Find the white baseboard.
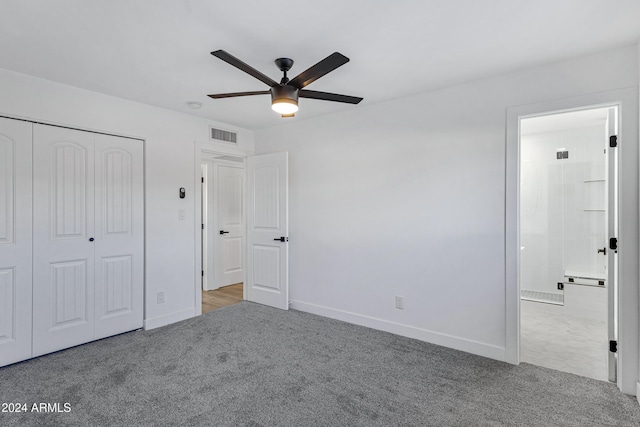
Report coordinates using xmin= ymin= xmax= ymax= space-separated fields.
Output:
xmin=636 ymin=382 xmax=640 ymax=404
xmin=144 ymin=307 xmax=195 ymax=330
xmin=290 ymin=300 xmax=505 ymax=361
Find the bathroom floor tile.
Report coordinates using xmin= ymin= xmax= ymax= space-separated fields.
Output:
xmin=521 ymin=299 xmax=608 ymax=381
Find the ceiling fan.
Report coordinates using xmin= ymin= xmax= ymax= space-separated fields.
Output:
xmin=207 ymin=50 xmax=363 ymax=117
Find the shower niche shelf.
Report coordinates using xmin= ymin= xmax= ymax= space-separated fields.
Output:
xmin=583 ymin=179 xmax=605 ymax=211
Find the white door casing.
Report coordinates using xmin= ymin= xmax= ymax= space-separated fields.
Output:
xmin=246 ymin=152 xmax=289 ymax=310
xmin=214 ymin=161 xmax=244 ymax=288
xmin=0 ymin=118 xmax=33 ymax=366
xmin=32 ymin=124 xmax=143 ymax=357
xmin=201 ymin=160 xmax=215 ymax=291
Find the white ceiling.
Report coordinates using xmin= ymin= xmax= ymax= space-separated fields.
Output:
xmin=1 ymin=0 xmax=639 ymax=130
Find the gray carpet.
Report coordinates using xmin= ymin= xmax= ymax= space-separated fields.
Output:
xmin=1 ymin=302 xmax=639 ymax=426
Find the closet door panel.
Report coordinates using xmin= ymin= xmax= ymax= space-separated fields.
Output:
xmin=94 ymin=134 xmax=143 ymax=339
xmin=0 ymin=118 xmax=32 ymax=367
xmin=33 ymin=125 xmax=95 ymax=357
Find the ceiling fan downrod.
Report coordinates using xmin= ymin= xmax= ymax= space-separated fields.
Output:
xmin=275 ymin=57 xmax=294 ymax=85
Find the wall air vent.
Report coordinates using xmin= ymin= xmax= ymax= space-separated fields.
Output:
xmin=210 ymin=126 xmax=237 ymax=143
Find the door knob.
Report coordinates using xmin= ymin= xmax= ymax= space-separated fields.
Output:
xmin=219 ymin=230 xmax=229 ymax=235
xmin=597 ymin=247 xmax=606 ymax=255
xmin=89 ymin=237 xmax=95 ymax=242
xmin=273 ymin=237 xmax=288 ymax=242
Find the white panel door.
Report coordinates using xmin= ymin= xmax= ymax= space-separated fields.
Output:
xmin=33 ymin=125 xmax=95 ymax=356
xmin=0 ymin=118 xmax=32 ymax=366
xmin=215 ymin=161 xmax=244 ymax=288
xmin=93 ymin=134 xmax=143 ymax=339
xmin=247 ymin=152 xmax=288 ymax=310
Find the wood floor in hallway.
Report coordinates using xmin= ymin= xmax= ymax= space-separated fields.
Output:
xmin=202 ymin=283 xmax=243 ymax=314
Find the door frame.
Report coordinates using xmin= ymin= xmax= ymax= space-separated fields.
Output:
xmin=505 ymin=87 xmax=639 ymax=395
xmin=194 ymin=142 xmax=249 ymax=315
xmin=201 ymin=159 xmax=212 ymax=291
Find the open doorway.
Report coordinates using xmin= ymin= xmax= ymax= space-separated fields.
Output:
xmin=506 ymin=87 xmax=638 ymax=395
xmin=194 ymin=148 xmax=291 ymax=316
xmin=518 ymin=106 xmax=617 ymax=381
xmin=201 ymin=154 xmax=245 ymax=314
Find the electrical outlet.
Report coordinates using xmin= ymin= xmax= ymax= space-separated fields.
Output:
xmin=157 ymin=292 xmax=165 ymax=304
xmin=395 ymin=296 xmax=404 ymax=310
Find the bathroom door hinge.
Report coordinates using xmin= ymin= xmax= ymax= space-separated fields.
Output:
xmin=609 ymin=135 xmax=618 ymax=148
xmin=201 ymin=224 xmax=205 ymax=230
xmin=609 ymin=237 xmax=618 ymax=251
xmin=201 ymin=177 xmax=204 ymax=183
xmin=201 ymin=270 xmax=204 ymax=277
xmin=609 ymin=340 xmax=618 ymax=353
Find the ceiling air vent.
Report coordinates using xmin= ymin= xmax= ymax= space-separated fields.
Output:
xmin=210 ymin=126 xmax=237 ymax=143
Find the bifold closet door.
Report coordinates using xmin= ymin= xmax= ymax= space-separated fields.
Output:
xmin=93 ymin=133 xmax=143 ymax=340
xmin=0 ymin=118 xmax=33 ymax=366
xmin=32 ymin=125 xmax=143 ymax=357
xmin=33 ymin=125 xmax=96 ymax=356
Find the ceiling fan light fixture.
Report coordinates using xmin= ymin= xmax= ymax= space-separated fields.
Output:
xmin=272 ymin=99 xmax=298 ymax=115
xmin=271 ymin=85 xmax=299 ymax=115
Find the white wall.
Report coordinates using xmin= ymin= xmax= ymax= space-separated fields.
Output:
xmin=254 ymin=45 xmax=638 ymax=361
xmin=0 ymin=68 xmax=254 ymax=329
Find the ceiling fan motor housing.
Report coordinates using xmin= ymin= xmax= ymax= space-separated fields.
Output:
xmin=271 ymin=85 xmax=299 ymax=106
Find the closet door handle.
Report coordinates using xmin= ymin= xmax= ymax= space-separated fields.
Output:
xmin=597 ymin=247 xmax=606 ymax=255
xmin=219 ymin=230 xmax=229 ymax=235
xmin=89 ymin=237 xmax=95 ymax=242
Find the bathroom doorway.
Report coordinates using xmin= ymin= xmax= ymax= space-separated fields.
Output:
xmin=519 ymin=106 xmax=618 ymax=382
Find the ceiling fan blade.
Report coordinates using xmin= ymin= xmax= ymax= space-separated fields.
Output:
xmin=211 ymin=50 xmax=279 ymax=87
xmin=288 ymin=52 xmax=350 ymax=89
xmin=299 ymin=89 xmax=363 ymax=104
xmin=207 ymin=90 xmax=270 ymax=99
